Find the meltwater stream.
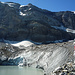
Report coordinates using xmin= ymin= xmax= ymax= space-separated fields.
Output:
xmin=0 ymin=66 xmax=43 ymax=75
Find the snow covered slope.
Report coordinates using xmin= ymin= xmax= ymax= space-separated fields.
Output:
xmin=12 ymin=40 xmax=33 ymax=47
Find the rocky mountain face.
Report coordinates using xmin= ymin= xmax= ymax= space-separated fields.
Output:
xmin=0 ymin=2 xmax=75 ymax=43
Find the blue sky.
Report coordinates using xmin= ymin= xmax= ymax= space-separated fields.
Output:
xmin=0 ymin=0 xmax=75 ymax=12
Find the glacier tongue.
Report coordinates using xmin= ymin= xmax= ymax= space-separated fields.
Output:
xmin=8 ymin=41 xmax=73 ymax=75
xmin=0 ymin=39 xmax=74 ymax=75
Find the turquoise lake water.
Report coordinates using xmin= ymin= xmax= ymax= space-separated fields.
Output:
xmin=0 ymin=66 xmax=43 ymax=75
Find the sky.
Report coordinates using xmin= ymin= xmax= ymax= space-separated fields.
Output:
xmin=0 ymin=0 xmax=75 ymax=12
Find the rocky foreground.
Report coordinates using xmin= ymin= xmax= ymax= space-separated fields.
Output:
xmin=0 ymin=40 xmax=75 ymax=75
xmin=52 ymin=62 xmax=75 ymax=75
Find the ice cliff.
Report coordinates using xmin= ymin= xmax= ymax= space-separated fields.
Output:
xmin=0 ymin=40 xmax=74 ymax=75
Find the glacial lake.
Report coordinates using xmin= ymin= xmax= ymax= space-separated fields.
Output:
xmin=0 ymin=66 xmax=43 ymax=75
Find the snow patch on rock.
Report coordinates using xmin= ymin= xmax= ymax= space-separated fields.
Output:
xmin=72 ymin=11 xmax=75 ymax=14
xmin=5 ymin=3 xmax=15 ymax=7
xmin=51 ymin=25 xmax=75 ymax=34
xmin=4 ymin=40 xmax=33 ymax=48
xmin=20 ymin=5 xmax=29 ymax=8
xmin=12 ymin=40 xmax=33 ymax=47
xmin=19 ymin=11 xmax=26 ymax=16
xmin=29 ymin=8 xmax=31 ymax=10
xmin=66 ymin=28 xmax=75 ymax=33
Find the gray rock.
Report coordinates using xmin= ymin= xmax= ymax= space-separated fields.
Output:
xmin=0 ymin=2 xmax=75 ymax=42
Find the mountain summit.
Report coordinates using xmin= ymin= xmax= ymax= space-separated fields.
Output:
xmin=0 ymin=2 xmax=75 ymax=43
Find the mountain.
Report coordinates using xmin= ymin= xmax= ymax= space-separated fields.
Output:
xmin=0 ymin=2 xmax=75 ymax=75
xmin=0 ymin=2 xmax=75 ymax=43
